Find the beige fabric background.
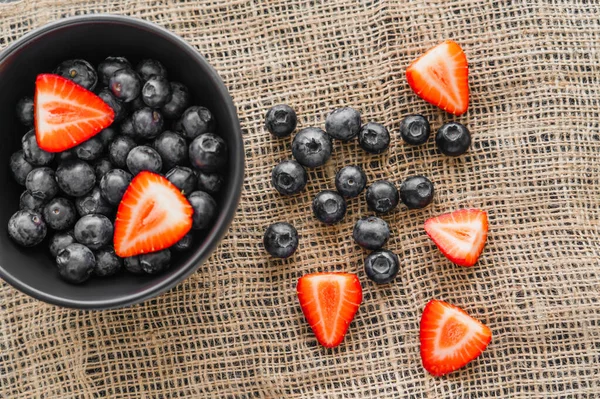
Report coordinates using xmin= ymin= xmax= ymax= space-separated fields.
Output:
xmin=2 ymin=0 xmax=600 ymax=397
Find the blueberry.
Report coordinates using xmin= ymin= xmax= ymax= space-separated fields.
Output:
xmin=16 ymin=96 xmax=34 ymax=126
xmin=358 ymin=122 xmax=390 ymax=154
xmin=139 ymin=249 xmax=171 ymax=274
xmin=75 ymin=186 xmax=113 ymax=217
xmin=97 ymin=88 xmax=127 ymax=123
xmin=172 ymin=233 xmax=193 ymax=252
xmin=153 ymin=131 xmax=187 ymax=168
xmin=271 ymin=160 xmax=307 ymax=195
xmin=98 ymin=127 xmax=117 ymax=146
xmin=49 ymin=230 xmax=76 ymax=258
xmin=119 ymin=117 xmax=136 ymax=138
xmin=126 ymin=145 xmax=163 ymax=175
xmin=161 ymin=82 xmax=191 ymax=119
xmin=99 ymin=169 xmax=132 ymax=205
xmin=365 ymin=180 xmax=399 ymax=214
xmin=26 ymin=167 xmax=59 ymax=201
xmin=325 ymin=107 xmax=361 ymax=141
xmin=22 ymin=130 xmax=54 ymax=166
xmin=188 ymin=191 xmax=217 ymax=230
xmin=188 ymin=133 xmax=227 ymax=172
xmin=54 ymin=59 xmax=97 ymax=90
xmin=335 ymin=165 xmax=367 ymax=198
xmin=436 ymin=122 xmax=471 ymax=156
xmin=196 ymin=171 xmax=224 ymax=195
xmin=93 ymin=158 xmax=113 ymax=181
xmin=129 ymin=95 xmax=146 ymax=112
xmin=43 ymin=197 xmax=77 ymax=230
xmin=123 ymin=256 xmax=143 ymax=274
xmin=265 ymin=104 xmax=297 ymax=138
xmin=364 ymin=249 xmax=399 ymax=284
xmin=400 ymin=115 xmax=430 ymax=145
xmin=312 ymin=190 xmax=347 ymax=224
xmin=74 ymin=136 xmax=104 ymax=161
xmin=109 ymin=67 xmax=142 ymax=102
xmin=10 ymin=150 xmax=34 ymax=185
xmin=353 ymin=216 xmax=390 ymax=250
xmin=109 ymin=136 xmax=137 ymax=168
xmin=74 ymin=214 xmax=113 ymax=250
xmin=165 ymin=166 xmax=196 ymax=194
xmin=135 ymin=59 xmax=168 ymax=81
xmin=178 ymin=106 xmax=215 ymax=139
xmin=94 ymin=247 xmax=123 ymax=277
xmin=142 ymin=75 xmax=172 ymax=108
xmin=20 ymin=190 xmax=46 ymax=211
xmin=132 ymin=107 xmax=164 ymax=139
xmin=98 ymin=56 xmax=131 ymax=86
xmin=7 ymin=209 xmax=47 ymax=247
xmin=56 ymin=243 xmax=95 ymax=284
xmin=263 ymin=222 xmax=299 ymax=258
xmin=57 ymin=149 xmax=76 ymax=163
xmin=56 ymin=160 xmax=96 ymax=197
xmin=399 ymin=175 xmax=434 ymax=209
xmin=291 ymin=127 xmax=332 ymax=168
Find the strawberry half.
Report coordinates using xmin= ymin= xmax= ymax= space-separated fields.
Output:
xmin=424 ymin=209 xmax=488 ymax=267
xmin=114 ymin=171 xmax=193 ymax=257
xmin=297 ymin=272 xmax=362 ymax=348
xmin=420 ymin=300 xmax=492 ymax=376
xmin=35 ymin=74 xmax=114 ymax=152
xmin=406 ymin=40 xmax=469 ymax=116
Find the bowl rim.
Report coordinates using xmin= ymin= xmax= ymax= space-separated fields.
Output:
xmin=0 ymin=14 xmax=244 ymax=310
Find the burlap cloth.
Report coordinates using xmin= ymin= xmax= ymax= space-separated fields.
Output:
xmin=2 ymin=0 xmax=600 ymax=397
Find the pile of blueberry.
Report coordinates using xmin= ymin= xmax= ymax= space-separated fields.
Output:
xmin=8 ymin=57 xmax=225 ymax=284
xmin=262 ymin=105 xmax=471 ymax=284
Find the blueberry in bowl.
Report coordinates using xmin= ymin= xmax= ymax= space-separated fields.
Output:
xmin=0 ymin=16 xmax=243 ymax=309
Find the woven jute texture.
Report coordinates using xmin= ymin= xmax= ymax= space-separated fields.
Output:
xmin=2 ymin=0 xmax=600 ymax=397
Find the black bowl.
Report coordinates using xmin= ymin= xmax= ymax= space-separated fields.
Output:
xmin=0 ymin=15 xmax=244 ymax=309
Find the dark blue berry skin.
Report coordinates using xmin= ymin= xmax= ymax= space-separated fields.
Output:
xmin=126 ymin=145 xmax=163 ymax=175
xmin=399 ymin=176 xmax=434 ymax=209
xmin=172 ymin=233 xmax=193 ymax=252
xmin=26 ymin=167 xmax=59 ymax=201
xmin=153 ymin=131 xmax=187 ymax=168
xmin=22 ymin=130 xmax=54 ymax=166
xmin=56 ymin=160 xmax=96 ymax=197
xmin=123 ymin=256 xmax=143 ymax=274
xmin=132 ymin=107 xmax=164 ymax=139
xmin=364 ymin=249 xmax=399 ymax=284
xmin=49 ymin=230 xmax=76 ymax=258
xmin=20 ymin=190 xmax=46 ymax=211
xmin=16 ymin=96 xmax=34 ymax=126
xmin=75 ymin=186 xmax=113 ymax=217
xmin=188 ymin=133 xmax=227 ymax=172
xmin=56 ymin=243 xmax=95 ymax=284
xmin=263 ymin=222 xmax=298 ymax=258
xmin=119 ymin=117 xmax=136 ymax=138
xmin=99 ymin=169 xmax=132 ymax=205
xmin=436 ymin=122 xmax=471 ymax=156
xmin=54 ymin=59 xmax=98 ymax=90
xmin=161 ymin=82 xmax=191 ymax=119
xmin=142 ymin=75 xmax=172 ymax=108
xmin=98 ymin=127 xmax=117 ymax=146
xmin=136 ymin=59 xmax=167 ymax=81
xmin=58 ymin=149 xmax=76 ymax=163
xmin=325 ymin=107 xmax=362 ymax=141
xmin=353 ymin=216 xmax=390 ymax=250
xmin=109 ymin=67 xmax=142 ymax=102
xmin=265 ymin=104 xmax=297 ymax=138
xmin=74 ymin=136 xmax=104 ymax=161
xmin=312 ymin=190 xmax=347 ymax=224
xmin=400 ymin=115 xmax=430 ymax=146
xmin=129 ymin=95 xmax=146 ymax=112
xmin=94 ymin=247 xmax=123 ymax=277
xmin=178 ymin=106 xmax=215 ymax=139
xmin=358 ymin=122 xmax=390 ymax=154
xmin=93 ymin=158 xmax=113 ymax=181
xmin=188 ymin=191 xmax=217 ymax=230
xmin=196 ymin=171 xmax=224 ymax=195
xmin=291 ymin=127 xmax=332 ymax=168
xmin=335 ymin=165 xmax=367 ymax=198
xmin=8 ymin=209 xmax=47 ymax=247
xmin=43 ymin=197 xmax=77 ymax=231
xmin=140 ymin=249 xmax=171 ymax=274
xmin=97 ymin=89 xmax=127 ymax=123
xmin=74 ymin=214 xmax=113 ymax=250
xmin=165 ymin=166 xmax=196 ymax=194
xmin=109 ymin=136 xmax=137 ymax=168
xmin=98 ymin=56 xmax=131 ymax=86
xmin=271 ymin=160 xmax=307 ymax=195
xmin=10 ymin=150 xmax=34 ymax=186
xmin=365 ymin=180 xmax=399 ymax=214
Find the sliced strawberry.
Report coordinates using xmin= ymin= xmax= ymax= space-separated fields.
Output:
xmin=420 ymin=300 xmax=492 ymax=376
xmin=406 ymin=40 xmax=469 ymax=116
xmin=35 ymin=74 xmax=114 ymax=152
xmin=114 ymin=171 xmax=193 ymax=257
xmin=424 ymin=209 xmax=488 ymax=267
xmin=297 ymin=272 xmax=362 ymax=348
